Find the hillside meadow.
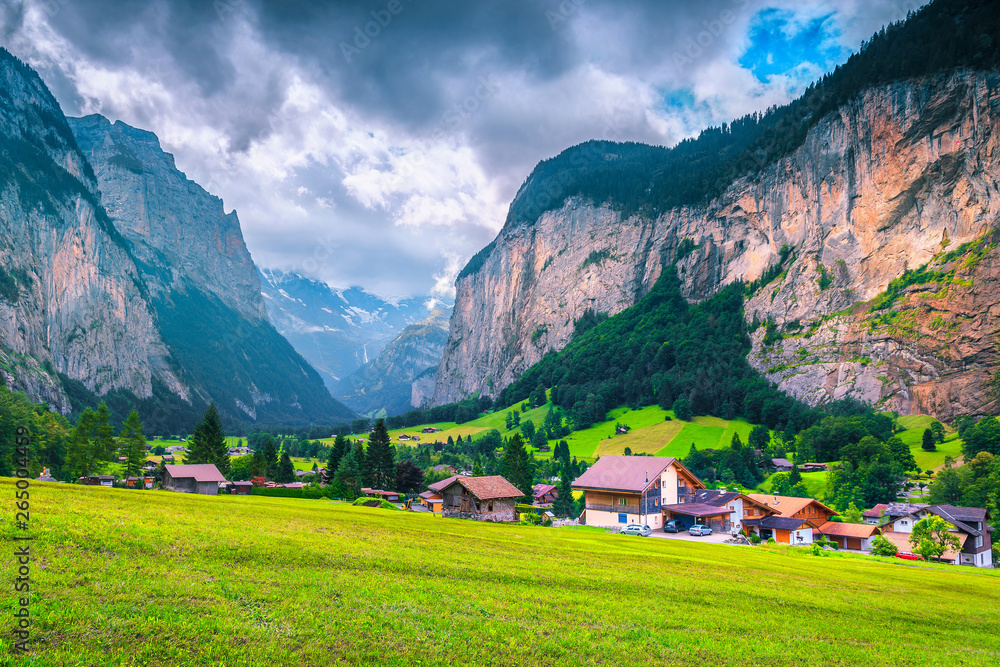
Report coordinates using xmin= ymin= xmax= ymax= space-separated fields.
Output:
xmin=2 ymin=481 xmax=998 ymax=666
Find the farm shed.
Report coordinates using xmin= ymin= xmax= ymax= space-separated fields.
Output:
xmin=440 ymin=476 xmax=523 ymax=522
xmin=163 ymin=464 xmax=226 ymax=495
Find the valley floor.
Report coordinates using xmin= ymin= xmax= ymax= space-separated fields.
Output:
xmin=3 ymin=481 xmax=998 ymax=666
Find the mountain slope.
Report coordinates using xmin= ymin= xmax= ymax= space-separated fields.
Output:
xmin=259 ymin=268 xmax=444 ymax=390
xmin=67 ymin=115 xmax=354 ymax=426
xmin=434 ymin=0 xmax=1000 ymax=420
xmin=0 ymin=48 xmax=184 ymax=415
xmin=334 ymin=307 xmax=450 ymax=416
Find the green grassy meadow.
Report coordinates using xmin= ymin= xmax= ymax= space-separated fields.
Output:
xmin=895 ymin=415 xmax=964 ymax=470
xmin=758 ymin=471 xmax=830 ymax=498
xmin=3 ymin=481 xmax=998 ymax=666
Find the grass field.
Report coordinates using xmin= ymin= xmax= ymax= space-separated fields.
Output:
xmin=4 ymin=481 xmax=998 ymax=666
xmin=759 ymin=471 xmax=830 ymax=498
xmin=895 ymin=415 xmax=965 ymax=470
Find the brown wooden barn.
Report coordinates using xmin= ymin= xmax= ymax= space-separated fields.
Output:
xmin=439 ymin=476 xmax=523 ymax=522
xmin=163 ymin=464 xmax=226 ymax=495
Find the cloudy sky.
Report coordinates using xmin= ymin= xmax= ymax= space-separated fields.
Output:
xmin=0 ymin=0 xmax=925 ymax=299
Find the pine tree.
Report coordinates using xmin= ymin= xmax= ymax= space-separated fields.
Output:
xmin=326 ymin=435 xmax=349 ymax=483
xmin=501 ymin=433 xmax=533 ymax=502
xmin=184 ymin=403 xmax=230 ymax=477
xmin=552 ymin=459 xmax=576 ymax=517
xmin=789 ymin=465 xmax=802 ymax=486
xmin=66 ymin=405 xmax=115 ymax=479
xmin=262 ymin=437 xmax=279 ymax=479
xmin=922 ymin=428 xmax=936 ymax=451
xmin=276 ymin=452 xmax=295 ymax=483
xmin=472 ymin=455 xmax=484 ymax=476
xmin=366 ymin=419 xmax=396 ymax=489
xmin=335 ymin=449 xmax=362 ymax=498
xmin=731 ymin=433 xmax=744 ymax=450
xmin=119 ymin=408 xmax=148 ymax=479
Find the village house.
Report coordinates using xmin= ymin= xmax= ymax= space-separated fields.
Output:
xmin=661 ymin=489 xmax=776 ymax=534
xmin=817 ymin=522 xmax=881 ymax=551
xmin=770 ymin=458 xmax=794 ymax=472
xmin=79 ymin=475 xmax=115 ymax=487
xmin=746 ymin=494 xmax=839 ymax=545
xmin=862 ymin=503 xmax=890 ymax=525
xmin=532 ymin=483 xmax=558 ymax=506
xmin=883 ymin=504 xmax=994 ymax=568
xmin=419 ymin=474 xmax=464 ymax=512
xmin=572 ymin=455 xmax=704 ymax=530
xmin=363 ymin=488 xmax=401 ymax=502
xmin=162 ymin=464 xmax=226 ymax=495
xmin=439 ymin=475 xmax=523 ymax=522
xmin=223 ymin=481 xmax=254 ymax=495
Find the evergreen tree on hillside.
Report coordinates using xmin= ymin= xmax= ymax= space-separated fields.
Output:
xmin=66 ymin=404 xmax=116 ymax=479
xmin=118 ymin=408 xmax=148 ymax=479
xmin=366 ymin=419 xmax=396 ymax=489
xmin=262 ymin=437 xmax=279 ymax=479
xmin=326 ymin=435 xmax=349 ymax=483
xmin=276 ymin=452 xmax=295 ymax=483
xmin=184 ymin=403 xmax=230 ymax=476
xmin=672 ymin=395 xmax=692 ymax=421
xmin=501 ymin=433 xmax=533 ymax=502
xmin=335 ymin=449 xmax=362 ymax=498
xmin=922 ymin=428 xmax=936 ymax=451
xmin=748 ymin=424 xmax=770 ymax=450
xmin=553 ymin=459 xmax=576 ymax=517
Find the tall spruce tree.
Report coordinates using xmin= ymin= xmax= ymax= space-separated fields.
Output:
xmin=261 ymin=437 xmax=279 ymax=479
xmin=66 ymin=404 xmax=115 ymax=479
xmin=276 ymin=451 xmax=296 ymax=483
xmin=185 ymin=403 xmax=230 ymax=476
xmin=366 ymin=419 xmax=396 ymax=489
xmin=336 ymin=448 xmax=362 ymax=498
xmin=119 ymin=409 xmax=148 ymax=479
xmin=553 ymin=459 xmax=576 ymax=517
xmin=501 ymin=433 xmax=533 ymax=502
xmin=326 ymin=435 xmax=349 ymax=483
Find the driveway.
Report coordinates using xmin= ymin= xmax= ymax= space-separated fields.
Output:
xmin=648 ymin=529 xmax=733 ymax=544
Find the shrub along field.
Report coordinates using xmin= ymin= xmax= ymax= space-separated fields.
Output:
xmin=4 ymin=481 xmax=998 ymax=666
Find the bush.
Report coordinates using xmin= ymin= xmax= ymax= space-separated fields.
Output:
xmin=869 ymin=534 xmax=898 ymax=557
xmin=749 ymin=534 xmax=761 ymax=545
xmin=351 ymin=497 xmax=399 ymax=510
xmin=766 ymin=537 xmax=776 ymax=544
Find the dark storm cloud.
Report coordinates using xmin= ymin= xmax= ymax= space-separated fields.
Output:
xmin=2 ymin=0 xmax=928 ymax=297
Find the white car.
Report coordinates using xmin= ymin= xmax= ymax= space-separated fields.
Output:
xmin=620 ymin=524 xmax=652 ymax=537
xmin=688 ymin=524 xmax=713 ymax=536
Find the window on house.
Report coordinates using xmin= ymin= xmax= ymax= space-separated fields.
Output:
xmin=976 ymin=535 xmax=983 ymax=548
xmin=618 ymin=513 xmax=627 ymax=523
xmin=619 ymin=498 xmax=627 ymax=506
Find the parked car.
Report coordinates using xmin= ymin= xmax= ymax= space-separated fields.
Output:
xmin=620 ymin=524 xmax=652 ymax=537
xmin=663 ymin=519 xmax=687 ymax=533
xmin=688 ymin=524 xmax=713 ymax=536
xmin=896 ymin=551 xmax=924 ymax=561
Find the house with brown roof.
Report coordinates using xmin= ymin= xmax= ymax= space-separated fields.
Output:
xmin=661 ymin=489 xmax=776 ymax=534
xmin=816 ymin=521 xmax=881 ymax=551
xmin=746 ymin=494 xmax=839 ymax=545
xmin=162 ymin=464 xmax=226 ymax=495
xmin=862 ymin=503 xmax=889 ymax=525
xmin=419 ymin=474 xmax=464 ymax=512
xmin=883 ymin=504 xmax=994 ymax=568
xmin=571 ymin=455 xmax=704 ymax=530
xmin=439 ymin=475 xmax=523 ymax=522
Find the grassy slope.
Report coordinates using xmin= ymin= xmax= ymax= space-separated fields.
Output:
xmin=895 ymin=415 xmax=964 ymax=470
xmin=758 ymin=471 xmax=830 ymax=498
xmin=4 ymin=481 xmax=998 ymax=666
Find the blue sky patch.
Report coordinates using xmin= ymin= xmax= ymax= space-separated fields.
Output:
xmin=739 ymin=8 xmax=848 ymax=83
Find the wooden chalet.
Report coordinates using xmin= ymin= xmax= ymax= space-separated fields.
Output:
xmin=419 ymin=474 xmax=463 ymax=512
xmin=532 ymin=483 xmax=558 ymax=506
xmin=571 ymin=455 xmax=704 ymax=530
xmin=79 ymin=475 xmax=115 ymax=487
xmin=162 ymin=464 xmax=226 ymax=495
xmin=439 ymin=475 xmax=523 ymax=522
xmin=746 ymin=494 xmax=839 ymax=544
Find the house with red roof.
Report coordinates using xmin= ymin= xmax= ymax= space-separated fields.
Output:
xmin=571 ymin=455 xmax=705 ymax=530
xmin=162 ymin=464 xmax=226 ymax=495
xmin=532 ymin=483 xmax=558 ymax=506
xmin=419 ymin=474 xmax=464 ymax=512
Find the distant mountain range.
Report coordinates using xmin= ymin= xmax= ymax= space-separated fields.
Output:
xmin=0 ymin=47 xmax=353 ymax=431
xmin=258 ymin=269 xmax=451 ymax=416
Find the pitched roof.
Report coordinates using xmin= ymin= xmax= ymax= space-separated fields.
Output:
xmin=661 ymin=502 xmax=733 ymax=517
xmin=760 ymin=516 xmax=807 ymax=531
xmin=446 ymin=475 xmax=523 ymax=500
xmin=164 ymin=464 xmax=226 ymax=483
xmin=693 ymin=489 xmax=774 ymax=514
xmin=572 ymin=455 xmax=700 ymax=493
xmin=918 ymin=505 xmax=986 ymax=537
xmin=533 ymin=483 xmax=556 ymax=496
xmin=747 ymin=494 xmax=837 ymax=519
xmin=428 ymin=474 xmax=464 ymax=493
xmin=885 ymin=502 xmax=927 ymax=517
xmin=862 ymin=503 xmax=889 ymax=518
xmin=817 ymin=521 xmax=880 ymax=538
xmin=771 ymin=458 xmax=793 ymax=467
xmin=418 ymin=491 xmax=440 ymax=500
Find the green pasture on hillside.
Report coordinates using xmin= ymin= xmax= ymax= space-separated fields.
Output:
xmin=759 ymin=471 xmax=830 ymax=499
xmin=2 ymin=481 xmax=997 ymax=666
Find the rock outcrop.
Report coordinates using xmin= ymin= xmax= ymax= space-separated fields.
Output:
xmin=0 ymin=49 xmax=183 ymax=411
xmin=434 ymin=70 xmax=1000 ymax=419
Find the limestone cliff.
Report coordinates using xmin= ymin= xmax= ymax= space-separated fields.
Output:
xmin=0 ymin=49 xmax=184 ymax=412
xmin=434 ymin=70 xmax=1000 ymax=419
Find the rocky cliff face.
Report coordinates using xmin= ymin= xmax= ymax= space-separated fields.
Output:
xmin=0 ymin=49 xmax=184 ymax=412
xmin=435 ymin=70 xmax=1000 ymax=419
xmin=68 ymin=115 xmax=266 ymax=321
xmin=336 ymin=308 xmax=451 ymax=416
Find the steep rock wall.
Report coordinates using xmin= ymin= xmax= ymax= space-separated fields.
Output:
xmin=435 ymin=70 xmax=1000 ymax=418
